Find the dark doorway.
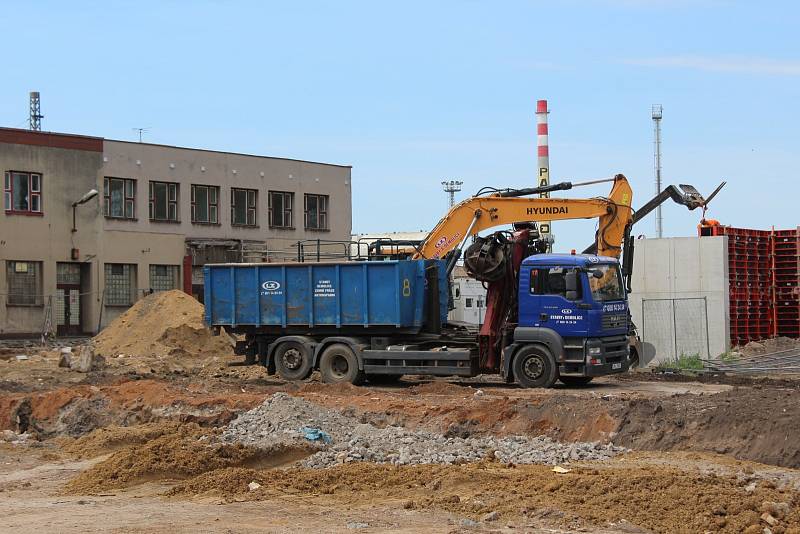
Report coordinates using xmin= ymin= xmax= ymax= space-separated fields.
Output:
xmin=56 ymin=262 xmax=83 ymax=335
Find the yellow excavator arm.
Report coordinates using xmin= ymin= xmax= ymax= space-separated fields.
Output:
xmin=413 ymin=174 xmax=634 ymax=260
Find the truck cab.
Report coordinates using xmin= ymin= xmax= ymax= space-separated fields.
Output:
xmin=504 ymin=254 xmax=630 ymax=387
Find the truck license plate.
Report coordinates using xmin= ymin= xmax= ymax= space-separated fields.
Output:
xmin=612 ymin=362 xmax=622 ymax=370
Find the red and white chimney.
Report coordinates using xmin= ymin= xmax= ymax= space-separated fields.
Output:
xmin=536 ymin=99 xmax=550 ymax=189
xmin=535 ymin=99 xmax=552 ymax=247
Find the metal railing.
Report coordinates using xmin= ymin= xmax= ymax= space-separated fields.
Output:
xmin=293 ymin=238 xmax=424 ymax=263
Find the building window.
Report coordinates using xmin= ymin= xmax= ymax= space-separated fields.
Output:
xmin=104 ymin=177 xmax=135 ymax=219
xmin=268 ymin=191 xmax=293 ymax=228
xmin=231 ymin=188 xmax=257 ymax=226
xmin=104 ymin=263 xmax=137 ymax=306
xmin=465 ymin=297 xmax=473 ymax=308
xmin=4 ymin=171 xmax=42 ymax=214
xmin=304 ymin=194 xmax=329 ymax=230
xmin=149 ymin=265 xmax=179 ymax=292
xmin=149 ymin=181 xmax=179 ymax=221
xmin=6 ymin=261 xmax=42 ymax=306
xmin=191 ymin=185 xmax=219 ymax=224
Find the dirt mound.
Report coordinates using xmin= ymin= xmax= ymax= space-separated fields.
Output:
xmin=613 ymin=386 xmax=800 ymax=468
xmin=165 ymin=466 xmax=263 ymax=497
xmin=1 ymin=379 xmax=264 ymax=437
xmin=93 ymin=290 xmax=233 ymax=362
xmin=63 ymin=423 xmax=303 ymax=494
xmin=58 ymin=421 xmax=187 ymax=458
xmin=739 ymin=336 xmax=800 ymax=357
xmin=168 ymin=462 xmax=800 ymax=533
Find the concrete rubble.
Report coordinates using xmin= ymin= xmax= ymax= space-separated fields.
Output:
xmin=62 ymin=345 xmax=105 ymax=373
xmin=1 ymin=430 xmax=30 ymax=445
xmin=223 ymin=393 xmax=626 ymax=468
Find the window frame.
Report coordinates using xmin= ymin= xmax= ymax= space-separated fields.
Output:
xmin=149 ymin=264 xmax=180 ymax=292
xmin=268 ymin=190 xmax=294 ymax=229
xmin=104 ymin=263 xmax=137 ymax=306
xmin=529 ymin=267 xmax=583 ymax=299
xmin=149 ymin=181 xmax=180 ymax=222
xmin=304 ymin=193 xmax=329 ymax=231
xmin=190 ymin=184 xmax=219 ymax=225
xmin=4 ymin=171 xmax=43 ymax=216
xmin=103 ymin=177 xmax=136 ymax=219
xmin=231 ymin=187 xmax=258 ymax=227
xmin=6 ymin=260 xmax=43 ymax=306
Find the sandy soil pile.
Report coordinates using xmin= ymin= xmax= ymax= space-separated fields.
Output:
xmin=93 ymin=290 xmax=234 ymax=365
xmin=59 ymin=422 xmax=187 ymax=459
xmin=62 ymin=423 xmax=275 ymax=493
xmin=167 ymin=462 xmax=800 ymax=533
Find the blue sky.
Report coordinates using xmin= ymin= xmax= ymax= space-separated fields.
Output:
xmin=2 ymin=1 xmax=798 ymax=248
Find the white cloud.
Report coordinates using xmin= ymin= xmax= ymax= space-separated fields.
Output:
xmin=624 ymin=55 xmax=800 ymax=76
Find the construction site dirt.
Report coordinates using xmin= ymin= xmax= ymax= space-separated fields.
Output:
xmin=1 ymin=294 xmax=799 ymax=532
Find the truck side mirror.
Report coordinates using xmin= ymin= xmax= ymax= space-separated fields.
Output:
xmin=592 ymin=269 xmax=604 ymax=279
xmin=565 ymin=270 xmax=578 ymax=301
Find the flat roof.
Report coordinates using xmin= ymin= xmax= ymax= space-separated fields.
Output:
xmin=106 ymin=138 xmax=352 ymax=169
xmin=0 ymin=127 xmax=103 ymax=152
xmin=0 ymin=126 xmax=351 ymax=168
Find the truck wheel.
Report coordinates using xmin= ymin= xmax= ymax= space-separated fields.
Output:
xmin=274 ymin=341 xmax=313 ymax=381
xmin=559 ymin=376 xmax=593 ymax=386
xmin=513 ymin=346 xmax=558 ymax=388
xmin=319 ymin=344 xmax=364 ymax=385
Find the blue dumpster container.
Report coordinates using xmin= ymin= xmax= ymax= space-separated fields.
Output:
xmin=204 ymin=259 xmax=447 ymax=332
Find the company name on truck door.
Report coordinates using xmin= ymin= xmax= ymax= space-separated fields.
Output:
xmin=550 ymin=308 xmax=584 ymax=325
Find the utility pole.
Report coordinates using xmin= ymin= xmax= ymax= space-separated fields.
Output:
xmin=652 ymin=105 xmax=663 ymax=238
xmin=442 ymin=180 xmax=463 ymax=209
xmin=29 ymin=92 xmax=43 ymax=131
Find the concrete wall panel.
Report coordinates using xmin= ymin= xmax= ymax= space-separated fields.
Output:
xmin=629 ymin=236 xmax=729 ymax=364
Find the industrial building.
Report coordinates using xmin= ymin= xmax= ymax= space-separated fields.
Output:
xmin=0 ymin=127 xmax=352 ymax=336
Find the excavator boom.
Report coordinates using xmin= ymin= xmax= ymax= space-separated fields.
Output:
xmin=414 ymin=174 xmax=634 ymax=261
xmin=583 ymin=181 xmax=726 ymax=255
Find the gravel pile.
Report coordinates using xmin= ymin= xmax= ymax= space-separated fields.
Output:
xmin=223 ymin=393 xmax=626 ymax=468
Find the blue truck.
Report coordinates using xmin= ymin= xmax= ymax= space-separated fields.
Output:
xmin=204 ymin=251 xmax=632 ymax=388
xmin=203 ymin=176 xmax=720 ymax=387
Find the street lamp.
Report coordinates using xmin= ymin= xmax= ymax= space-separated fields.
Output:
xmin=71 ymin=189 xmax=98 ymax=232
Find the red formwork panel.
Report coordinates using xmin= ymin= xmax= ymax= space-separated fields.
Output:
xmin=700 ymin=224 xmax=800 ymax=346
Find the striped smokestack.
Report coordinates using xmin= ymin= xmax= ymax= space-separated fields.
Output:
xmin=535 ymin=99 xmax=552 ymax=247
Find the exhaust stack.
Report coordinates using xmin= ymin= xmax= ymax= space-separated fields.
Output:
xmin=536 ymin=99 xmax=552 ymax=247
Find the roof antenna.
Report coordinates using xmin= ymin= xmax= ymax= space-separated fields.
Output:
xmin=132 ymin=127 xmax=150 ymax=143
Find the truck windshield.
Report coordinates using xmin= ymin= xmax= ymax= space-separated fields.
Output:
xmin=588 ymin=264 xmax=625 ymax=302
